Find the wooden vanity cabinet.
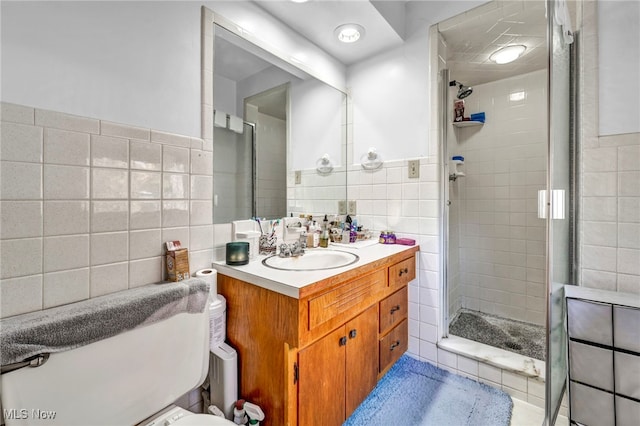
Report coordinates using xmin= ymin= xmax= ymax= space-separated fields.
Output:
xmin=217 ymin=247 xmax=418 ymax=426
xmin=298 ymin=304 xmax=378 ymax=425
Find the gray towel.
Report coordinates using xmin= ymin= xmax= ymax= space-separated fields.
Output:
xmin=0 ymin=278 xmax=209 ymax=366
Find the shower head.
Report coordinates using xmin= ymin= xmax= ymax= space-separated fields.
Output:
xmin=449 ymin=80 xmax=473 ymax=99
xmin=457 ymin=84 xmax=473 ymax=99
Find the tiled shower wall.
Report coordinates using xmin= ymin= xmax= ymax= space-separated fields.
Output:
xmin=254 ymin=113 xmax=287 ymax=220
xmin=451 ymin=70 xmax=548 ymax=326
xmin=0 ymin=102 xmax=214 ymax=318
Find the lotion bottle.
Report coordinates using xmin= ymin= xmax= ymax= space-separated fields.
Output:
xmin=320 ymin=215 xmax=330 ymax=248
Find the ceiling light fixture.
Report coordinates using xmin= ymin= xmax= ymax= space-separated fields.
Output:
xmin=334 ymin=24 xmax=365 ymax=44
xmin=489 ymin=45 xmax=527 ymax=64
xmin=290 ymin=0 xmax=309 ymax=3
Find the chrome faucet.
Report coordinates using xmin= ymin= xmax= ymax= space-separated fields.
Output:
xmin=279 ymin=239 xmax=306 ymax=258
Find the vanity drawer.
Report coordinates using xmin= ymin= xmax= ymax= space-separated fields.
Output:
xmin=379 ymin=319 xmax=408 ymax=374
xmin=379 ymin=287 xmax=407 ymax=335
xmin=388 ymin=256 xmax=415 ymax=289
xmin=308 ymin=269 xmax=386 ymax=330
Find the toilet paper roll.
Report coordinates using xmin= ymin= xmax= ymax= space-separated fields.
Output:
xmin=195 ymin=268 xmax=217 ymax=298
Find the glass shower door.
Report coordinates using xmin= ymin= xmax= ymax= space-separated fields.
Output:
xmin=546 ymin=0 xmax=574 ymax=423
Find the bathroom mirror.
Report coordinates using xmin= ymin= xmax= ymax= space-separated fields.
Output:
xmin=212 ymin=23 xmax=347 ymax=223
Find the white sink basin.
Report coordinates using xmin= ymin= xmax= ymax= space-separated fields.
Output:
xmin=262 ymin=249 xmax=359 ymax=271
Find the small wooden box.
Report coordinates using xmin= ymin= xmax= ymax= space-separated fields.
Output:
xmin=166 ymin=241 xmax=190 ymax=282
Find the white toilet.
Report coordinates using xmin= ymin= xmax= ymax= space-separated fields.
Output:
xmin=1 ymin=296 xmax=236 ymax=425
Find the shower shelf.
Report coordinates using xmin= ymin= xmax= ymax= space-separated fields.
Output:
xmin=453 ymin=121 xmax=484 ymax=127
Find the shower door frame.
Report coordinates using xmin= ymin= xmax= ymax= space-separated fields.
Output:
xmin=439 ymin=68 xmax=451 ymax=340
xmin=545 ymin=0 xmax=579 ymax=423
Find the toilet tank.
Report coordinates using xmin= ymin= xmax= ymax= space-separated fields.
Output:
xmin=1 ymin=310 xmax=209 ymax=425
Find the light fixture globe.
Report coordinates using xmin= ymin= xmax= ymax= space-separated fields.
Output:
xmin=489 ymin=45 xmax=527 ymax=64
xmin=334 ymin=23 xmax=365 ymax=43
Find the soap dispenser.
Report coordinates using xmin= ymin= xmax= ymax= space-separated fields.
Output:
xmin=449 ymin=155 xmax=465 ymax=181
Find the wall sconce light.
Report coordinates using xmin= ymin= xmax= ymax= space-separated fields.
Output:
xmin=361 ymin=147 xmax=383 ymax=170
xmin=316 ymin=154 xmax=334 ymax=174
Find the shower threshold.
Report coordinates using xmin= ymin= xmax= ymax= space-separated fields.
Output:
xmin=438 ymin=334 xmax=545 ymax=380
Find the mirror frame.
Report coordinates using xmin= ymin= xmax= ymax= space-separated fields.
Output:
xmin=201 ymin=6 xmax=349 ymax=221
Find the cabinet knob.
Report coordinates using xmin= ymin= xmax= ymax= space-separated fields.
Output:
xmin=349 ymin=329 xmax=357 ymax=339
xmin=390 ymin=340 xmax=401 ymax=351
xmin=339 ymin=336 xmax=347 ymax=346
xmin=398 ymin=268 xmax=409 ymax=276
xmin=390 ymin=305 xmax=401 ymax=314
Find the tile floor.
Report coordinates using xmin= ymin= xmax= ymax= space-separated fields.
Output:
xmin=511 ymin=398 xmax=569 ymax=426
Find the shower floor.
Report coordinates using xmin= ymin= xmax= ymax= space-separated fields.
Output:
xmin=449 ymin=309 xmax=546 ymax=361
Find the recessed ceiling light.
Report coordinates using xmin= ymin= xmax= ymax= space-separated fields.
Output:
xmin=334 ymin=24 xmax=365 ymax=44
xmin=490 ymin=45 xmax=527 ymax=64
xmin=290 ymin=0 xmax=309 ymax=3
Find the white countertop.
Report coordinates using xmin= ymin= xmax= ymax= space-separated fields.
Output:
xmin=211 ymin=242 xmax=417 ymax=299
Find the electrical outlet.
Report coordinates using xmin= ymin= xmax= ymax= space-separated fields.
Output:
xmin=338 ymin=200 xmax=347 ymax=215
xmin=348 ymin=200 xmax=357 ymax=215
xmin=408 ymin=160 xmax=420 ymax=179
xmin=295 ymin=170 xmax=301 ymax=184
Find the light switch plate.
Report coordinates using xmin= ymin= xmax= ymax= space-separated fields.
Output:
xmin=338 ymin=200 xmax=347 ymax=214
xmin=408 ymin=160 xmax=420 ymax=178
xmin=295 ymin=170 xmax=301 ymax=184
xmin=348 ymin=200 xmax=357 ymax=215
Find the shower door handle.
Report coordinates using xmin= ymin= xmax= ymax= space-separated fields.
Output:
xmin=538 ymin=189 xmax=566 ymax=219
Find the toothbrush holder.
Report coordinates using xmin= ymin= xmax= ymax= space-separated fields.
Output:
xmin=259 ymin=234 xmax=277 ymax=256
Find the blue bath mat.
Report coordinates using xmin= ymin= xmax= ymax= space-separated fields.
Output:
xmin=344 ymin=355 xmax=512 ymax=426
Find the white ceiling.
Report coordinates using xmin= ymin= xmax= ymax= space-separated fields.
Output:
xmin=254 ymin=0 xmax=406 ymax=65
xmin=251 ymin=0 xmax=547 ymax=86
xmin=438 ymin=0 xmax=548 ymax=87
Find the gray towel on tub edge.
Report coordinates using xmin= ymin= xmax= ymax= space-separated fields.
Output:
xmin=0 ymin=278 xmax=209 ymax=366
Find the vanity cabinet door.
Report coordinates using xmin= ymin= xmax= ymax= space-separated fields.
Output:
xmin=298 ymin=326 xmax=346 ymax=426
xmin=345 ymin=304 xmax=379 ymax=417
xmin=298 ymin=305 xmax=379 ymax=426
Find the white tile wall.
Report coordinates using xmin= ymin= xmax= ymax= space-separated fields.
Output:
xmin=580 ymin=132 xmax=640 ymax=293
xmin=0 ymin=103 xmax=214 ymax=318
xmin=426 ymin=346 xmax=568 ymax=416
xmin=579 ymin=0 xmax=640 ymax=293
xmin=447 ymin=70 xmax=548 ymax=326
